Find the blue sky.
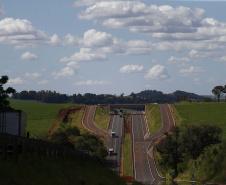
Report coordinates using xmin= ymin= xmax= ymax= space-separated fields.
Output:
xmin=1 ymin=0 xmax=226 ymax=96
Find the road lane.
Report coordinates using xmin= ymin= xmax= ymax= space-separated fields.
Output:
xmin=132 ymin=111 xmax=154 ymax=183
xmin=108 ymin=114 xmax=123 ymax=174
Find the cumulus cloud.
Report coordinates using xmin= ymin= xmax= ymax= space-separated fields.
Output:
xmin=60 ymin=48 xmax=107 ymax=63
xmin=178 ymin=66 xmax=206 ymax=76
xmin=7 ymin=77 xmax=26 ymax=85
xmin=0 ymin=18 xmax=57 ymax=48
xmin=73 ymin=80 xmax=112 ymax=86
xmin=73 ymin=0 xmax=138 ymax=7
xmin=52 ymin=62 xmax=80 ymax=79
xmin=189 ymin=49 xmax=218 ymax=58
xmin=119 ymin=65 xmax=144 ymax=74
xmin=20 ymin=52 xmax=38 ymax=60
xmin=25 ymin=72 xmax=42 ymax=79
xmin=168 ymin=56 xmax=190 ymax=64
xmin=145 ymin=65 xmax=170 ymax=80
xmin=194 ymin=77 xmax=201 ymax=85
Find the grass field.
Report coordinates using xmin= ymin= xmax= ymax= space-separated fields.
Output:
xmin=146 ymin=104 xmax=162 ymax=136
xmin=9 ymin=99 xmax=77 ymax=139
xmin=95 ymin=105 xmax=110 ymax=131
xmin=171 ymin=102 xmax=226 ymax=140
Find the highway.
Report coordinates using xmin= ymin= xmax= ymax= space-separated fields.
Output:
xmin=107 ymin=113 xmax=124 ymax=175
xmin=82 ymin=105 xmax=110 ymax=147
xmin=131 ymin=111 xmax=154 ymax=184
xmin=132 ymin=104 xmax=175 ymax=184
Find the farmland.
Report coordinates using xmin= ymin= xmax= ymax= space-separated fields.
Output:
xmin=171 ymin=102 xmax=226 ymax=140
xmin=9 ymin=99 xmax=77 ymax=138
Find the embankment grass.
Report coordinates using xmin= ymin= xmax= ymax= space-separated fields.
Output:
xmin=10 ymin=99 xmax=76 ymax=139
xmin=95 ymin=105 xmax=110 ymax=131
xmin=0 ymin=158 xmax=126 ymax=185
xmin=123 ymin=133 xmax=132 ymax=177
xmin=146 ymin=104 xmax=162 ymax=135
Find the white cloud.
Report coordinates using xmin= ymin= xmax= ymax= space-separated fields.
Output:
xmin=25 ymin=72 xmax=42 ymax=80
xmin=179 ymin=66 xmax=206 ymax=76
xmin=52 ymin=67 xmax=76 ymax=79
xmin=189 ymin=49 xmax=218 ymax=58
xmin=73 ymin=0 xmax=138 ymax=7
xmin=83 ymin=29 xmax=114 ymax=47
xmin=73 ymin=80 xmax=112 ymax=86
xmin=145 ymin=65 xmax=170 ymax=80
xmin=7 ymin=77 xmax=26 ymax=85
xmin=20 ymin=52 xmax=38 ymax=60
xmin=38 ymin=80 xmax=49 ymax=85
xmin=119 ymin=65 xmax=144 ymax=74
xmin=60 ymin=48 xmax=107 ymax=63
xmin=0 ymin=4 xmax=5 ymax=15
xmin=219 ymin=56 xmax=226 ymax=62
xmin=0 ymin=18 xmax=56 ymax=48
xmin=168 ymin=56 xmax=190 ymax=64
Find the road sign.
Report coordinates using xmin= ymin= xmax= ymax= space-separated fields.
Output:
xmin=191 ymin=173 xmax=195 ymax=179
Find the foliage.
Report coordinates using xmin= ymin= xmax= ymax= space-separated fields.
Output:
xmin=212 ymin=85 xmax=225 ymax=102
xmin=0 ymin=75 xmax=16 ymax=110
xmin=0 ymin=158 xmax=126 ymax=185
xmin=181 ymin=124 xmax=222 ymax=159
xmin=156 ymin=126 xmax=184 ymax=176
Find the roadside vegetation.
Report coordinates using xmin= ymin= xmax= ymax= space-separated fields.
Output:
xmin=0 ymin=158 xmax=126 ymax=185
xmin=155 ymin=102 xmax=226 ymax=183
xmin=146 ymin=104 xmax=162 ymax=135
xmin=95 ymin=105 xmax=110 ymax=131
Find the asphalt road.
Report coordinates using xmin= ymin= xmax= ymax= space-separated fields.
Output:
xmin=107 ymin=114 xmax=124 ymax=175
xmin=131 ymin=104 xmax=175 ymax=185
xmin=82 ymin=105 xmax=110 ymax=147
xmin=131 ymin=111 xmax=154 ymax=184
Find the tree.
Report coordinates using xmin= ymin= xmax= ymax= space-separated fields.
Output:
xmin=0 ymin=75 xmax=16 ymax=110
xmin=155 ymin=126 xmax=184 ymax=176
xmin=212 ymin=85 xmax=224 ymax=102
xmin=182 ymin=125 xmax=222 ymax=159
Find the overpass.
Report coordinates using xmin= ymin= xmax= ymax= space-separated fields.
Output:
xmin=109 ymin=104 xmax=146 ymax=113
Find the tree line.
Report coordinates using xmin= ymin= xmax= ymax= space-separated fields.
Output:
xmin=12 ymin=90 xmax=152 ymax=104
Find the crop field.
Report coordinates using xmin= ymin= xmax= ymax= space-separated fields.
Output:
xmin=146 ymin=104 xmax=162 ymax=136
xmin=171 ymin=102 xmax=226 ymax=140
xmin=10 ymin=99 xmax=77 ymax=139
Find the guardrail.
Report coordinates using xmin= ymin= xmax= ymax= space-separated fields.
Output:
xmin=0 ymin=132 xmax=89 ymax=162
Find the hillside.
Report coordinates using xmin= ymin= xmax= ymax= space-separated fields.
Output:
xmin=136 ymin=90 xmax=205 ymax=102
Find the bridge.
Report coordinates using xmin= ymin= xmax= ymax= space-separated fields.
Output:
xmin=108 ymin=104 xmax=146 ymax=112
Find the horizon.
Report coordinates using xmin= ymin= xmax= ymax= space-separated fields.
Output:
xmin=1 ymin=1 xmax=226 ymax=96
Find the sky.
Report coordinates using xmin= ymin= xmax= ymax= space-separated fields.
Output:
xmin=1 ymin=0 xmax=226 ymax=96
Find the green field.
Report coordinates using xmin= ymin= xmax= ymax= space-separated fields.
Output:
xmin=123 ymin=133 xmax=132 ymax=177
xmin=171 ymin=102 xmax=226 ymax=140
xmin=9 ymin=99 xmax=77 ymax=139
xmin=146 ymin=104 xmax=162 ymax=135
xmin=95 ymin=105 xmax=110 ymax=131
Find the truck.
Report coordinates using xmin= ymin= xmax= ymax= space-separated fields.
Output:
xmin=111 ymin=132 xmax=116 ymax=138
xmin=109 ymin=148 xmax=114 ymax=156
xmin=0 ymin=110 xmax=27 ymax=137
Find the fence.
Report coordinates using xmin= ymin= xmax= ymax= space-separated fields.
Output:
xmin=0 ymin=132 xmax=89 ymax=162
